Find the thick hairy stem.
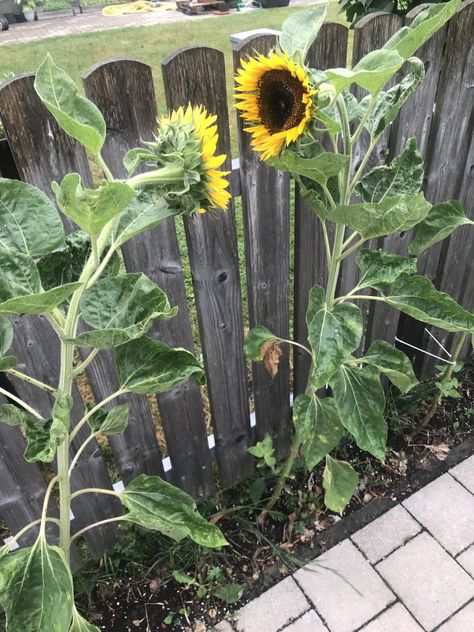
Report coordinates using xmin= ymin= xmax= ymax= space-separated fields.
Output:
xmin=411 ymin=332 xmax=468 ymax=438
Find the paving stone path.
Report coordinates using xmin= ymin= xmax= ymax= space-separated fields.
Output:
xmin=216 ymin=454 xmax=474 ymax=632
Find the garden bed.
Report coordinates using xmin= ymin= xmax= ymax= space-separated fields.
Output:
xmin=70 ymin=363 xmax=474 ymax=632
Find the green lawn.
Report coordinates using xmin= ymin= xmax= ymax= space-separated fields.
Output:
xmin=0 ymin=3 xmax=350 ymax=151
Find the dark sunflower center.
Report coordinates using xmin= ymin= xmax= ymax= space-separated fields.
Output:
xmin=257 ymin=69 xmax=307 ymax=134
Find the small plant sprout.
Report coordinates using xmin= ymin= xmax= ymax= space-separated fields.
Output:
xmin=238 ymin=0 xmax=473 ymax=520
xmin=0 ymin=54 xmax=230 ymax=631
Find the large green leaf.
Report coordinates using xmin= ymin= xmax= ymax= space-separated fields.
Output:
xmin=89 ymin=403 xmax=129 ymax=436
xmin=268 ymin=149 xmax=348 ymax=188
xmin=69 ymin=273 xmax=177 ymax=348
xmin=331 ymin=365 xmax=387 ymax=461
xmin=0 ymin=179 xmax=64 ymax=256
xmin=0 ymin=536 xmax=73 ymax=632
xmin=362 ymin=340 xmax=418 ymax=393
xmin=112 ymin=189 xmax=177 ymax=247
xmin=355 ymin=249 xmax=417 ymax=292
xmin=0 ymin=404 xmax=29 ymax=426
xmin=330 ymin=193 xmax=431 ymax=240
xmin=325 ymin=48 xmax=404 ymax=95
xmin=52 ymin=174 xmax=135 ymax=236
xmin=0 ymin=248 xmax=82 ymax=315
xmin=34 ymin=53 xmax=106 ymax=154
xmin=38 ymin=230 xmax=119 ymax=291
xmin=244 ymin=325 xmax=279 ymax=361
xmin=23 ymin=394 xmax=71 ymax=462
xmin=293 ymin=394 xmax=345 ymax=471
xmin=356 ymin=138 xmax=424 ymax=203
xmin=409 ymin=200 xmax=473 ymax=255
xmin=0 ymin=315 xmax=13 ymax=357
xmin=323 ymin=455 xmax=359 ymax=515
xmin=119 ymin=474 xmax=227 ymax=548
xmin=359 ymin=58 xmax=425 ymax=138
xmin=70 ymin=608 xmax=100 ymax=632
xmin=279 ymin=3 xmax=328 ymax=63
xmin=386 ymin=274 xmax=474 ymax=333
xmin=306 ymin=285 xmax=363 ymax=388
xmin=116 ymin=336 xmax=204 ymax=395
xmin=383 ymin=0 xmax=460 ymax=60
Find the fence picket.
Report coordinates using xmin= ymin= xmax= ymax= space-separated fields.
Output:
xmin=162 ymin=46 xmax=253 ymax=484
xmin=83 ymin=59 xmax=213 ymax=497
xmin=294 ymin=22 xmax=349 ymax=395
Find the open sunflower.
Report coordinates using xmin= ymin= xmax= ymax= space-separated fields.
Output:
xmin=235 ymin=50 xmax=317 ymax=161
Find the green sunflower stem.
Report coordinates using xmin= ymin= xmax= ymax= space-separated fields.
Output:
xmin=127 ymin=165 xmax=186 ymax=189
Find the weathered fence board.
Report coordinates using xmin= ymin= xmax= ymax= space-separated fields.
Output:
xmin=162 ymin=46 xmax=253 ymax=485
xmin=83 ymin=59 xmax=213 ymax=498
xmin=232 ymin=34 xmax=292 ymax=460
xmin=294 ymin=22 xmax=348 ymax=395
xmin=365 ymin=5 xmax=448 ymax=352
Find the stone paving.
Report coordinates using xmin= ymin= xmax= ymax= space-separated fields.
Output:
xmin=215 ymin=454 xmax=474 ymax=632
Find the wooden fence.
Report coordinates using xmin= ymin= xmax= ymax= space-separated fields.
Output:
xmin=0 ymin=1 xmax=473 ymax=559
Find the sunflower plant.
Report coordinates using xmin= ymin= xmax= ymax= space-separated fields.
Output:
xmin=238 ymin=0 xmax=474 ymax=518
xmin=0 ymin=54 xmax=230 ymax=631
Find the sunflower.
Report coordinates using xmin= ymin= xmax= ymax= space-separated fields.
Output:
xmin=235 ymin=50 xmax=317 ymax=160
xmin=157 ymin=105 xmax=231 ymax=214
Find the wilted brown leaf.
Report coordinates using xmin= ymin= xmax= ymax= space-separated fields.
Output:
xmin=426 ymin=443 xmax=451 ymax=461
xmin=262 ymin=340 xmax=282 ymax=378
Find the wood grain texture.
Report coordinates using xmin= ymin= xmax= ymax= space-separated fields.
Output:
xmin=84 ymin=59 xmax=213 ymax=498
xmin=232 ymin=35 xmax=292 ymax=460
xmin=294 ymin=22 xmax=348 ymax=395
xmin=414 ymin=0 xmax=474 ymax=375
xmin=365 ymin=5 xmax=448 ymax=351
xmin=0 ymin=75 xmax=120 ymax=556
xmin=163 ymin=46 xmax=253 ymax=483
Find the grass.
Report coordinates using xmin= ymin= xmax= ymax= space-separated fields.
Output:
xmin=0 ymin=3 xmax=350 ymax=152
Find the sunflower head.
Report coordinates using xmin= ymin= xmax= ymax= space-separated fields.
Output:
xmin=139 ymin=104 xmax=231 ymax=215
xmin=235 ymin=50 xmax=317 ymax=161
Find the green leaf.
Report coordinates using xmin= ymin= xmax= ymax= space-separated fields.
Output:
xmin=116 ymin=336 xmax=204 ymax=395
xmin=409 ymin=200 xmax=472 ymax=255
xmin=356 ymin=138 xmax=424 ymax=203
xmin=247 ymin=434 xmax=276 ymax=469
xmin=293 ymin=394 xmax=345 ymax=471
xmin=112 ymin=189 xmax=177 ymax=247
xmin=0 ymin=179 xmax=64 ymax=256
xmin=172 ymin=570 xmax=197 ymax=585
xmin=34 ymin=53 xmax=106 ymax=154
xmin=362 ymin=340 xmax=418 ymax=393
xmin=325 ymin=48 xmax=404 ymax=95
xmin=267 ymin=149 xmax=348 ymax=187
xmin=323 ymin=455 xmax=359 ymax=515
xmin=306 ymin=285 xmax=363 ymax=388
xmin=383 ymin=0 xmax=460 ymax=60
xmin=279 ymin=3 xmax=328 ymax=63
xmin=214 ymin=583 xmax=244 ymax=605
xmin=52 ymin=174 xmax=135 ymax=236
xmin=89 ymin=403 xmax=129 ymax=436
xmin=0 ymin=356 xmax=16 ymax=371
xmin=244 ymin=325 xmax=279 ymax=361
xmin=0 ymin=404 xmax=28 ymax=426
xmin=119 ymin=474 xmax=227 ymax=548
xmin=68 ymin=273 xmax=177 ymax=349
xmin=359 ymin=59 xmax=425 ymax=138
xmin=70 ymin=608 xmax=101 ymax=632
xmin=38 ymin=231 xmax=119 ymax=291
xmin=0 ymin=315 xmax=13 ymax=357
xmin=0 ymin=247 xmax=82 ymax=315
xmin=386 ymin=274 xmax=474 ymax=334
xmin=355 ymin=249 xmax=417 ymax=292
xmin=123 ymin=148 xmax=158 ymax=176
xmin=331 ymin=365 xmax=387 ymax=461
xmin=330 ymin=193 xmax=431 ymax=240
xmin=22 ymin=394 xmax=71 ymax=463
xmin=0 ymin=536 xmax=73 ymax=632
